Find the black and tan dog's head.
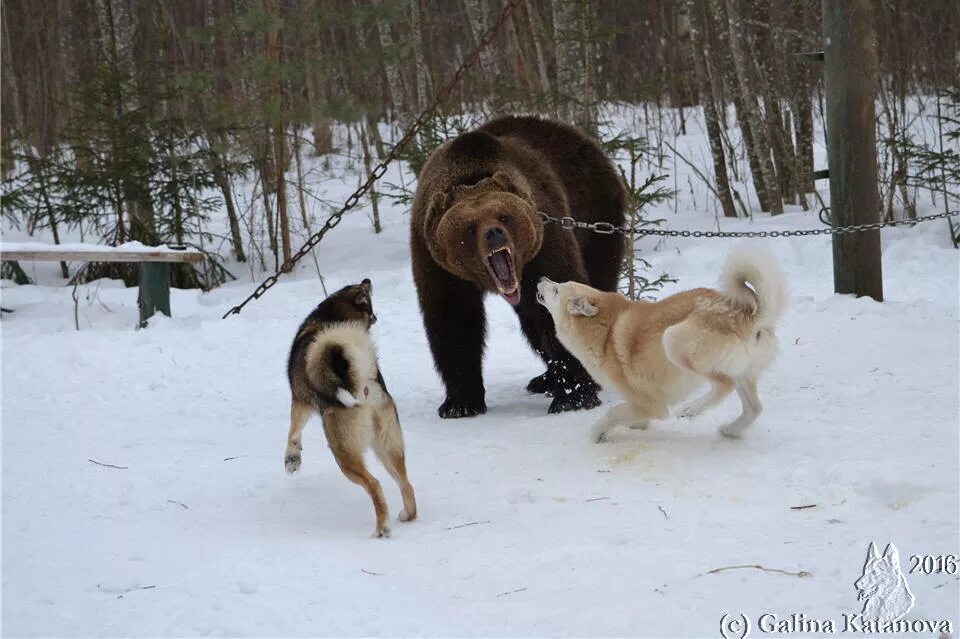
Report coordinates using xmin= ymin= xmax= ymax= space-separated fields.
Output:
xmin=423 ymin=171 xmax=543 ymax=306
xmin=312 ymin=279 xmax=377 ymax=328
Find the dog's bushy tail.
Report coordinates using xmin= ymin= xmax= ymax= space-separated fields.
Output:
xmin=719 ymin=244 xmax=788 ymax=329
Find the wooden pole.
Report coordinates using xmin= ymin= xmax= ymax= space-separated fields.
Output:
xmin=822 ymin=0 xmax=883 ymax=301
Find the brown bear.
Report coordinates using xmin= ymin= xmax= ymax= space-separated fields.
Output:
xmin=410 ymin=115 xmax=626 ymax=418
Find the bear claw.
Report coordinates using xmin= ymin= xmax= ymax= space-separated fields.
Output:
xmin=548 ymin=391 xmax=602 ymax=414
xmin=438 ymin=398 xmax=487 ymax=419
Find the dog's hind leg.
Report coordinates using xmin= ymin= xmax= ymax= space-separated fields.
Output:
xmin=720 ymin=376 xmax=763 ymax=438
xmin=329 ymin=442 xmax=392 ymax=538
xmin=285 ymin=400 xmax=312 ymax=474
xmin=373 ymin=405 xmax=417 ymax=523
xmin=677 ymin=372 xmax=735 ymax=419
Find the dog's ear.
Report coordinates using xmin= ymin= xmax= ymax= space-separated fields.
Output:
xmin=866 ymin=542 xmax=880 ymax=561
xmin=881 ymin=544 xmax=901 ymax=570
xmin=360 ymin=278 xmax=372 ymax=293
xmin=567 ymin=296 xmax=598 ymax=317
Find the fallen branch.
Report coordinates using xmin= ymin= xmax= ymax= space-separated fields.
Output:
xmin=445 ymin=520 xmax=491 ymax=531
xmin=700 ymin=564 xmax=811 ymax=578
xmin=88 ymin=459 xmax=128 ymax=470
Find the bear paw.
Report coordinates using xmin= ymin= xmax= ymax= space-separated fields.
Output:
xmin=526 ymin=371 xmax=555 ymax=395
xmin=548 ymin=390 xmax=602 ymax=414
xmin=438 ymin=397 xmax=487 ymax=419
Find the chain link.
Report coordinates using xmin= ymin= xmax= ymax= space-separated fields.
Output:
xmin=223 ymin=0 xmax=524 ymax=318
xmin=538 ymin=210 xmax=959 ymax=239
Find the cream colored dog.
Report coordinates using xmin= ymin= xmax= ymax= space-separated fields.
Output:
xmin=536 ymin=246 xmax=787 ymax=441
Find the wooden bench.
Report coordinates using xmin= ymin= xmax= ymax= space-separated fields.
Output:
xmin=1 ymin=243 xmax=204 ymax=326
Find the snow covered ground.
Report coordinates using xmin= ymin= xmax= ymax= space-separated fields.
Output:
xmin=3 ymin=111 xmax=959 ymax=636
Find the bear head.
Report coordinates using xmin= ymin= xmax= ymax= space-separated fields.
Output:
xmin=423 ymin=170 xmax=544 ymax=305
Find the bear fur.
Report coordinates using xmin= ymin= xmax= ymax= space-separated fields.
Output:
xmin=410 ymin=115 xmax=627 ymax=418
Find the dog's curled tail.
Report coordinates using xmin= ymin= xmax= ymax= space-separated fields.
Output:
xmin=720 ymin=244 xmax=788 ymax=329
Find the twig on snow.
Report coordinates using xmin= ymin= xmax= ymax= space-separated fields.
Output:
xmin=658 ymin=505 xmax=669 ymax=519
xmin=88 ymin=459 xmax=128 ymax=470
xmin=361 ymin=569 xmax=384 ymax=576
xmin=497 ymin=587 xmax=527 ymax=597
xmin=700 ymin=564 xmax=811 ymax=578
xmin=585 ymin=497 xmax=610 ymax=502
xmin=167 ymin=499 xmax=188 ymax=509
xmin=223 ymin=456 xmax=243 ymax=461
xmin=790 ymin=504 xmax=817 ymax=510
xmin=98 ymin=584 xmax=156 ymax=599
xmin=445 ymin=520 xmax=491 ymax=531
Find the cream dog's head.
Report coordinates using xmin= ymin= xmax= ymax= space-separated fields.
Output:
xmin=536 ymin=277 xmax=599 ymax=325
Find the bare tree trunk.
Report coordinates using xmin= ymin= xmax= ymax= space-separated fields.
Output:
xmin=525 ymin=0 xmax=552 ymax=97
xmin=790 ymin=1 xmax=816 ymax=195
xmin=359 ymin=122 xmax=382 ymax=233
xmin=376 ymin=4 xmax=406 ymax=123
xmin=213 ymin=149 xmax=246 ymax=261
xmin=266 ymin=0 xmax=291 ymax=264
xmin=463 ymin=0 xmax=497 ymax=107
xmin=718 ymin=0 xmax=782 ymax=214
xmin=292 ymin=127 xmax=311 ymax=232
xmin=709 ymin=0 xmax=769 ymax=211
xmin=687 ymin=0 xmax=737 ymax=218
xmin=673 ymin=1 xmax=697 ymax=109
xmin=552 ymin=0 xmax=592 ymax=130
xmin=409 ymin=0 xmax=430 ymax=112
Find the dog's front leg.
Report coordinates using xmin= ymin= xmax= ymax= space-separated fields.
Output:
xmin=592 ymin=403 xmax=644 ymax=442
xmin=593 ymin=399 xmax=667 ymax=442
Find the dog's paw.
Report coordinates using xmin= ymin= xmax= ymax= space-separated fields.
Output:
xmin=438 ymin=397 xmax=486 ymax=419
xmin=284 ymin=452 xmax=301 ymax=474
xmin=398 ymin=508 xmax=416 ymax=522
xmin=677 ymin=404 xmax=703 ymax=419
xmin=373 ymin=525 xmax=392 ymax=539
xmin=719 ymin=424 xmax=743 ymax=439
xmin=593 ymin=424 xmax=612 ymax=443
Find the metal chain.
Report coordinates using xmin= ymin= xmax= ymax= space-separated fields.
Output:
xmin=223 ymin=0 xmax=524 ymax=319
xmin=539 ymin=210 xmax=960 ymax=239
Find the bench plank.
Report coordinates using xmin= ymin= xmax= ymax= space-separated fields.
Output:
xmin=1 ymin=249 xmax=204 ymax=263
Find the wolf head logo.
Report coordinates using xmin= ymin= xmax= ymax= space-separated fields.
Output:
xmin=855 ymin=542 xmax=915 ymax=622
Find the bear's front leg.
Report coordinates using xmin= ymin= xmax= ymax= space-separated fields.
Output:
xmin=413 ymin=256 xmax=488 ymax=419
xmin=545 ymin=353 xmax=602 ymax=413
xmin=515 ymin=272 xmax=602 ymax=414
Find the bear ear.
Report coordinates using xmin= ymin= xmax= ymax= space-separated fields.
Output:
xmin=491 ymin=170 xmax=532 ymax=202
xmin=567 ymin=296 xmax=598 ymax=317
xmin=424 ymin=190 xmax=451 ymax=236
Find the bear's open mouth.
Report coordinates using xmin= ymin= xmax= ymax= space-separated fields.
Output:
xmin=485 ymin=247 xmax=520 ymax=305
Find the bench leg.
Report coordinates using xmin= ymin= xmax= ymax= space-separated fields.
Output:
xmin=139 ymin=263 xmax=171 ymax=327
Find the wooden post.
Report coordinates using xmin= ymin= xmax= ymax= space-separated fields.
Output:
xmin=822 ymin=0 xmax=883 ymax=301
xmin=138 ymin=262 xmax=171 ymax=327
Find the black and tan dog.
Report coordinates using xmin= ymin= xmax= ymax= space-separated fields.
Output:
xmin=285 ymin=279 xmax=417 ymax=537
